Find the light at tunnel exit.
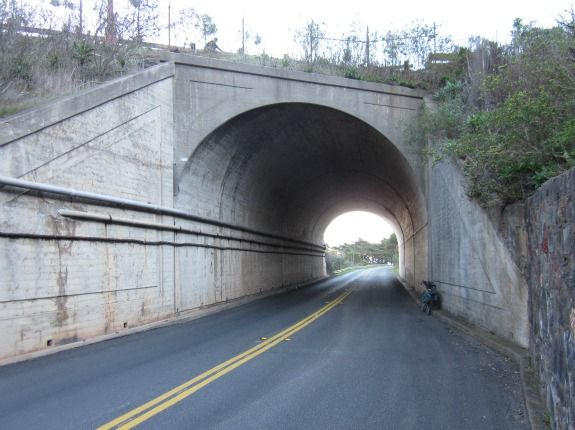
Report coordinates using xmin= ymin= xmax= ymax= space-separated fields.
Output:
xmin=323 ymin=211 xmax=395 ymax=247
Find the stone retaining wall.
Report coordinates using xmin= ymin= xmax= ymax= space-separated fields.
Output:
xmin=526 ymin=167 xmax=575 ymax=430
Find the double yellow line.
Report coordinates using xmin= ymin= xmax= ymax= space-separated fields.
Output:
xmin=98 ymin=288 xmax=354 ymax=430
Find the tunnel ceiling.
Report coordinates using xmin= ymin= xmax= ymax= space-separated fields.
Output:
xmin=177 ymin=103 xmax=425 ymax=245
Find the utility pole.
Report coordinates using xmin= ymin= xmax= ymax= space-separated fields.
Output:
xmin=168 ymin=1 xmax=171 ymax=50
xmin=105 ymin=0 xmax=117 ymax=43
xmin=79 ymin=0 xmax=83 ymax=35
xmin=433 ymin=22 xmax=437 ymax=54
xmin=309 ymin=20 xmax=314 ymax=63
xmin=242 ymin=15 xmax=245 ymax=55
xmin=365 ymin=25 xmax=370 ymax=67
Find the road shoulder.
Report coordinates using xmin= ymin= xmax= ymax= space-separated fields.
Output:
xmin=399 ymin=278 xmax=548 ymax=430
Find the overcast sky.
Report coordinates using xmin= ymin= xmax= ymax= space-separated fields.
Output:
xmin=32 ymin=0 xmax=574 ymax=56
xmin=161 ymin=0 xmax=574 ymax=55
xmin=324 ymin=212 xmax=395 ymax=247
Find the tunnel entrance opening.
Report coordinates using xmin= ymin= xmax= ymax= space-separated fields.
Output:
xmin=176 ymin=102 xmax=428 ymax=288
xmin=323 ymin=211 xmax=399 ymax=274
xmin=323 ymin=211 xmax=395 ymax=248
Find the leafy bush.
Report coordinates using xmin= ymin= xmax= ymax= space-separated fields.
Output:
xmin=11 ymin=56 xmax=33 ymax=81
xmin=417 ymin=19 xmax=575 ymax=206
xmin=71 ymin=40 xmax=94 ymax=67
xmin=344 ymin=66 xmax=361 ymax=79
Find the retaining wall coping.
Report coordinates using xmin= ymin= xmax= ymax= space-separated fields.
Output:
xmin=158 ymin=51 xmax=427 ymax=99
xmin=0 ymin=61 xmax=175 ymax=146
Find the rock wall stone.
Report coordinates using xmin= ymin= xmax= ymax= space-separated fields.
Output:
xmin=527 ymin=167 xmax=575 ymax=430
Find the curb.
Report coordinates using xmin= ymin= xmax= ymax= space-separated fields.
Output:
xmin=0 ymin=278 xmax=326 ymax=367
xmin=432 ymin=311 xmax=547 ymax=430
xmin=399 ymin=279 xmax=547 ymax=430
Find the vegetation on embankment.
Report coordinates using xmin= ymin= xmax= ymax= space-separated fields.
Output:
xmin=413 ymin=16 xmax=575 ymax=207
xmin=0 ymin=1 xmax=450 ymax=118
xmin=0 ymin=1 xmax=159 ymax=117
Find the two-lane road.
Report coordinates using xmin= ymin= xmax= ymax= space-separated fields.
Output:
xmin=0 ymin=267 xmax=528 ymax=429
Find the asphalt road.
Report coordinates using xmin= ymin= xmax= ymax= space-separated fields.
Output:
xmin=0 ymin=267 xmax=528 ymax=429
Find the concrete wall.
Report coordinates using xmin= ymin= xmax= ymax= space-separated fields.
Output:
xmin=427 ymin=160 xmax=529 ymax=347
xmin=0 ymin=64 xmax=177 ymax=360
xmin=526 ymin=167 xmax=575 ymax=429
xmin=168 ymin=53 xmax=428 ymax=289
xmin=0 ymin=56 xmax=432 ymax=362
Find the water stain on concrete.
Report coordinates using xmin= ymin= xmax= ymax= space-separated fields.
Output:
xmin=55 ymin=244 xmax=69 ymax=326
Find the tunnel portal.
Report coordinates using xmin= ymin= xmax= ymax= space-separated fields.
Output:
xmin=176 ymin=103 xmax=427 ymax=278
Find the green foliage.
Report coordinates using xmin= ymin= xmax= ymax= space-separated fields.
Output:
xmin=71 ymin=39 xmax=94 ymax=66
xmin=116 ymin=52 xmax=127 ymax=69
xmin=197 ymin=14 xmax=216 ymax=46
xmin=344 ymin=66 xmax=361 ymax=79
xmin=543 ymin=411 xmax=553 ymax=428
xmin=325 ymin=234 xmax=398 ymax=274
xmin=397 ymin=79 xmax=418 ymax=89
xmin=175 ymin=8 xmax=217 ymax=49
xmin=257 ymin=51 xmax=270 ymax=66
xmin=281 ymin=54 xmax=291 ymax=68
xmin=47 ymin=52 xmax=60 ymax=69
xmin=10 ymin=56 xmax=32 ymax=81
xmin=416 ymin=19 xmax=575 ymax=206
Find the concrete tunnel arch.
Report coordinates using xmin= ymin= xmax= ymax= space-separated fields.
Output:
xmin=175 ymin=102 xmax=428 ymax=282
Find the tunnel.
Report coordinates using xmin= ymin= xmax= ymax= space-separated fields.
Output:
xmin=0 ymin=59 xmax=531 ymax=362
xmin=175 ymin=103 xmax=428 ymax=284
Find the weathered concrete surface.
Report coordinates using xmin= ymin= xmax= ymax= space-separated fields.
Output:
xmin=0 ymin=57 xmax=429 ymax=362
xmin=0 ymin=63 xmax=177 ymax=360
xmin=169 ymin=53 xmax=429 ymax=288
xmin=527 ymin=167 xmax=575 ymax=430
xmin=426 ymin=160 xmax=529 ymax=347
xmin=169 ymin=55 xmax=430 ymax=332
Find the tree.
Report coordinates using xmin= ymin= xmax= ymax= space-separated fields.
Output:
xmin=49 ymin=0 xmax=83 ymax=34
xmin=0 ymin=0 xmax=36 ymax=85
xmin=418 ymin=19 xmax=575 ymax=206
xmin=339 ymin=22 xmax=364 ymax=67
xmin=71 ymin=38 xmax=93 ymax=67
xmin=325 ymin=235 xmax=399 ymax=273
xmin=127 ymin=0 xmax=159 ymax=43
xmin=294 ymin=20 xmax=325 ymax=64
xmin=176 ymin=7 xmax=198 ymax=48
xmin=381 ymin=234 xmax=399 ymax=265
xmin=175 ymin=9 xmax=216 ymax=49
xmin=105 ymin=0 xmax=116 ymax=43
xmin=197 ymin=13 xmax=216 ymax=48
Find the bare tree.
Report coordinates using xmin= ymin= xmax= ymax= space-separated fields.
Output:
xmin=105 ymin=0 xmax=116 ymax=43
xmin=294 ymin=20 xmax=325 ymax=64
xmin=175 ymin=8 xmax=217 ymax=50
xmin=127 ymin=0 xmax=159 ymax=43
